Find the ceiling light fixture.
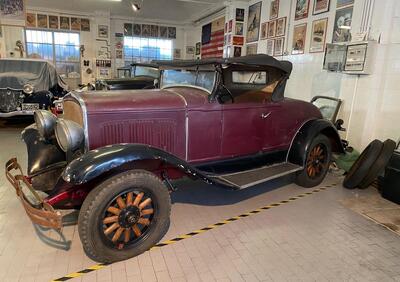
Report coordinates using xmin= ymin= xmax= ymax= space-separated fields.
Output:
xmin=131 ymin=3 xmax=140 ymax=11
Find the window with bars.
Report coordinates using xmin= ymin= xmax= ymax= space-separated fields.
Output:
xmin=124 ymin=36 xmax=173 ymax=64
xmin=25 ymin=29 xmax=80 ymax=77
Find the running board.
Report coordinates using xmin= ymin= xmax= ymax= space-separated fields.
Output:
xmin=209 ymin=163 xmax=302 ymax=189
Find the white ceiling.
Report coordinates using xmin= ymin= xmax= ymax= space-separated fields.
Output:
xmin=27 ymin=0 xmax=228 ymax=24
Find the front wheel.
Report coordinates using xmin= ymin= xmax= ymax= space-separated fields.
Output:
xmin=295 ymin=134 xmax=332 ymax=188
xmin=78 ymin=170 xmax=171 ymax=263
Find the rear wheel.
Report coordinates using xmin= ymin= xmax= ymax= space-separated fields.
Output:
xmin=78 ymin=170 xmax=171 ymax=263
xmin=295 ymin=134 xmax=332 ymax=188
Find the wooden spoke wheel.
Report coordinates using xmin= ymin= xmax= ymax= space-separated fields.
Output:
xmin=102 ymin=191 xmax=155 ymax=250
xmin=306 ymin=144 xmax=327 ymax=179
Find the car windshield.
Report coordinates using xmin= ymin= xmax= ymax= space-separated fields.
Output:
xmin=161 ymin=69 xmax=216 ymax=93
xmin=133 ymin=66 xmax=159 ymax=78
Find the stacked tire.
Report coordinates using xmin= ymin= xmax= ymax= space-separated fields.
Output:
xmin=343 ymin=139 xmax=396 ymax=189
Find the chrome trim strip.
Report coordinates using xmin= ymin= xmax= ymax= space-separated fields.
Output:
xmin=161 ymin=84 xmax=211 ymax=94
xmin=68 ymin=92 xmax=90 ymax=152
xmin=239 ymin=167 xmax=303 ymax=189
xmin=0 ymin=110 xmax=34 ymax=117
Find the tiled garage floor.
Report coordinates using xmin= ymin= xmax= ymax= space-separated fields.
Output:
xmin=1 ymin=122 xmax=400 ymax=282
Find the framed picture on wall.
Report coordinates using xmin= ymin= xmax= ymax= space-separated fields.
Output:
xmin=336 ymin=0 xmax=354 ymax=8
xmin=133 ymin=24 xmax=141 ymax=36
xmin=228 ymin=20 xmax=233 ymax=32
xmin=71 ymin=17 xmax=81 ymax=31
xmin=98 ymin=25 xmax=109 ymax=38
xmin=235 ymin=22 xmax=244 ymax=35
xmin=313 ymin=0 xmax=330 ymax=15
xmin=261 ymin=22 xmax=267 ymax=39
xmin=173 ymin=49 xmax=181 ymax=59
xmin=234 ymin=46 xmax=242 ymax=57
xmin=26 ymin=13 xmax=37 ymax=28
xmin=48 ymin=15 xmax=59 ymax=29
xmin=168 ymin=27 xmax=177 ymax=39
xmin=292 ymin=23 xmax=307 ymax=54
xmin=332 ymin=6 xmax=353 ymax=43
xmin=270 ymin=0 xmax=279 ymax=20
xmin=150 ymin=25 xmax=159 ymax=37
xmin=81 ymin=19 xmax=90 ymax=32
xmin=246 ymin=1 xmax=262 ymax=43
xmin=276 ymin=17 xmax=286 ymax=36
xmin=142 ymin=24 xmax=151 ymax=37
xmin=160 ymin=26 xmax=168 ymax=38
xmin=232 ymin=36 xmax=244 ymax=45
xmin=266 ymin=39 xmax=274 ymax=56
xmin=236 ymin=8 xmax=245 ymax=22
xmin=0 ymin=0 xmax=25 ymax=20
xmin=274 ymin=37 xmax=285 ymax=56
xmin=37 ymin=14 xmax=48 ymax=29
xmin=195 ymin=42 xmax=201 ymax=55
xmin=295 ymin=0 xmax=310 ymax=20
xmin=310 ymin=18 xmax=328 ymax=53
xmin=246 ymin=43 xmax=258 ymax=55
xmin=124 ymin=23 xmax=133 ymax=36
xmin=267 ymin=20 xmax=276 ymax=38
xmin=186 ymin=46 xmax=195 ymax=54
xmin=60 ymin=16 xmax=70 ymax=30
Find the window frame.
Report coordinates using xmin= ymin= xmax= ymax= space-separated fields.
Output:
xmin=124 ymin=35 xmax=173 ymax=64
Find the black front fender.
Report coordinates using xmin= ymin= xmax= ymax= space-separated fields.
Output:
xmin=288 ymin=119 xmax=345 ymax=166
xmin=62 ymin=144 xmax=207 ymax=186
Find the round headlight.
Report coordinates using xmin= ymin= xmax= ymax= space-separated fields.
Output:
xmin=23 ymin=84 xmax=34 ymax=94
xmin=34 ymin=110 xmax=57 ymax=139
xmin=55 ymin=118 xmax=84 ymax=152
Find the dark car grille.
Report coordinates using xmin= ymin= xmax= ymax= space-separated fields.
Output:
xmin=0 ymin=88 xmax=24 ymax=113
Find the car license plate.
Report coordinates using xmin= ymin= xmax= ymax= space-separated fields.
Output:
xmin=21 ymin=103 xmax=40 ymax=111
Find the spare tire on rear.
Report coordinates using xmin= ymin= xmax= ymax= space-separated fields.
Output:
xmin=343 ymin=140 xmax=383 ymax=189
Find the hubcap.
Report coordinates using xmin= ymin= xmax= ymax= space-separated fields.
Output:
xmin=118 ymin=206 xmax=141 ymax=228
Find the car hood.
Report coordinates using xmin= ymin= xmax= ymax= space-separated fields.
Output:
xmin=77 ymin=87 xmax=208 ymax=113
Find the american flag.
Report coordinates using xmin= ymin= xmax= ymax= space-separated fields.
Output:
xmin=201 ymin=17 xmax=225 ymax=59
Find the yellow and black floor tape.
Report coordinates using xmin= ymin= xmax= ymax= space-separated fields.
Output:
xmin=52 ymin=183 xmax=337 ymax=281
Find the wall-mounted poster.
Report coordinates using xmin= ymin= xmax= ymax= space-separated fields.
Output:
xmin=236 ymin=8 xmax=245 ymax=22
xmin=186 ymin=46 xmax=195 ymax=54
xmin=228 ymin=20 xmax=233 ymax=32
xmin=26 ymin=13 xmax=37 ymax=28
xmin=173 ymin=48 xmax=181 ymax=59
xmin=235 ymin=22 xmax=243 ymax=35
xmin=270 ymin=0 xmax=279 ymax=20
xmin=168 ymin=27 xmax=176 ymax=39
xmin=313 ymin=0 xmax=330 ymax=15
xmin=142 ymin=24 xmax=151 ymax=37
xmin=246 ymin=1 xmax=262 ymax=43
xmin=332 ymin=6 xmax=352 ymax=43
xmin=37 ymin=14 xmax=48 ymax=28
xmin=234 ymin=46 xmax=242 ymax=57
xmin=133 ymin=24 xmax=141 ymax=36
xmin=232 ymin=36 xmax=244 ymax=45
xmin=124 ymin=23 xmax=133 ymax=36
xmin=261 ymin=23 xmax=267 ymax=39
xmin=274 ymin=37 xmax=284 ymax=56
xmin=150 ymin=25 xmax=159 ymax=37
xmin=0 ymin=0 xmax=25 ymax=20
xmin=295 ymin=0 xmax=310 ymax=20
xmin=292 ymin=23 xmax=307 ymax=54
xmin=60 ymin=16 xmax=70 ymax=30
xmin=267 ymin=20 xmax=276 ymax=38
xmin=276 ymin=17 xmax=286 ymax=36
xmin=48 ymin=15 xmax=59 ymax=29
xmin=160 ymin=26 xmax=168 ymax=38
xmin=71 ymin=18 xmax=81 ymax=31
xmin=246 ymin=43 xmax=257 ymax=55
xmin=81 ymin=18 xmax=90 ymax=32
xmin=98 ymin=25 xmax=109 ymax=38
xmin=310 ymin=18 xmax=327 ymax=52
xmin=266 ymin=39 xmax=274 ymax=56
xmin=195 ymin=42 xmax=201 ymax=55
xmin=337 ymin=0 xmax=354 ymax=8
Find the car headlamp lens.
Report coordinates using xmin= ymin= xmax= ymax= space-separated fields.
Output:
xmin=23 ymin=84 xmax=34 ymax=94
xmin=55 ymin=118 xmax=84 ymax=152
xmin=34 ymin=110 xmax=57 ymax=139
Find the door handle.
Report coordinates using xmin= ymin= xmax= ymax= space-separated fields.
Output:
xmin=261 ymin=112 xmax=271 ymax=119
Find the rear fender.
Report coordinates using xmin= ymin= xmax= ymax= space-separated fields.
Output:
xmin=287 ymin=119 xmax=345 ymax=166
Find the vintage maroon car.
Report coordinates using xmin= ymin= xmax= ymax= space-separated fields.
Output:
xmin=6 ymin=54 xmax=344 ymax=263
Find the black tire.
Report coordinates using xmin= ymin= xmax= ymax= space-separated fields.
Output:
xmin=295 ymin=134 xmax=332 ymax=188
xmin=358 ymin=139 xmax=396 ymax=189
xmin=78 ymin=170 xmax=171 ymax=263
xmin=343 ymin=140 xmax=383 ymax=189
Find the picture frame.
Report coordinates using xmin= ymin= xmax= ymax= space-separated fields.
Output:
xmin=150 ymin=25 xmax=159 ymax=37
xmin=195 ymin=42 xmax=201 ymax=55
xmin=246 ymin=1 xmax=262 ymax=43
xmin=60 ymin=17 xmax=70 ymax=30
xmin=168 ymin=27 xmax=176 ymax=39
xmin=48 ymin=15 xmax=59 ymax=29
xmin=235 ymin=22 xmax=244 ymax=36
xmin=71 ymin=17 xmax=81 ymax=31
xmin=260 ymin=22 xmax=267 ymax=39
xmin=124 ymin=23 xmax=133 ymax=36
xmin=37 ymin=14 xmax=48 ymax=29
xmin=336 ymin=0 xmax=354 ymax=8
xmin=313 ymin=0 xmax=330 ymax=15
xmin=310 ymin=18 xmax=328 ymax=53
xmin=266 ymin=39 xmax=274 ymax=56
xmin=160 ymin=26 xmax=168 ymax=38
xmin=142 ymin=24 xmax=151 ymax=37
xmin=236 ymin=8 xmax=245 ymax=22
xmin=98 ymin=25 xmax=109 ymax=38
xmin=270 ymin=0 xmax=279 ymax=20
xmin=133 ymin=24 xmax=141 ymax=36
xmin=276 ymin=17 xmax=286 ymax=37
xmin=332 ymin=6 xmax=353 ymax=43
xmin=246 ymin=43 xmax=258 ymax=55
xmin=26 ymin=13 xmax=37 ymax=28
xmin=267 ymin=20 xmax=276 ymax=38
xmin=228 ymin=20 xmax=233 ymax=32
xmin=295 ymin=0 xmax=310 ymax=20
xmin=0 ymin=0 xmax=25 ymax=21
xmin=173 ymin=48 xmax=181 ymax=59
xmin=81 ymin=18 xmax=90 ymax=32
xmin=274 ymin=37 xmax=285 ymax=56
xmin=234 ymin=46 xmax=242 ymax=57
xmin=232 ymin=36 xmax=244 ymax=45
xmin=292 ymin=23 xmax=307 ymax=54
xmin=186 ymin=46 xmax=195 ymax=54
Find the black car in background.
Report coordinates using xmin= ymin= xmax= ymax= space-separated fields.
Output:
xmin=0 ymin=59 xmax=67 ymax=118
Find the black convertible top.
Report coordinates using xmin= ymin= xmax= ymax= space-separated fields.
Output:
xmin=155 ymin=54 xmax=292 ymax=75
xmin=131 ymin=62 xmax=159 ymax=68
